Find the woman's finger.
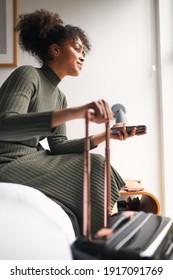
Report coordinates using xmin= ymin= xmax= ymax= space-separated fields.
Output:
xmin=91 ymin=100 xmax=113 ymax=123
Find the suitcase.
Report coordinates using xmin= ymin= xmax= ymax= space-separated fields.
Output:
xmin=71 ymin=111 xmax=173 ymax=260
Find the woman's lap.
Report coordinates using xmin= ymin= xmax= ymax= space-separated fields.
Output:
xmin=0 ymin=150 xmax=125 ymax=234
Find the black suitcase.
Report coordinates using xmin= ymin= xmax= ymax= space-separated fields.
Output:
xmin=71 ymin=111 xmax=173 ymax=260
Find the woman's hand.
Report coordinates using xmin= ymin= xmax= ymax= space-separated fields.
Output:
xmin=110 ymin=123 xmax=146 ymax=141
xmin=84 ymin=99 xmax=113 ymax=123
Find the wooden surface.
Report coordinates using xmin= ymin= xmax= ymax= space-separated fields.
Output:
xmin=119 ymin=189 xmax=160 ymax=215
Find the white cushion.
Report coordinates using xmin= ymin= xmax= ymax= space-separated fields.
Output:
xmin=0 ymin=183 xmax=76 ymax=259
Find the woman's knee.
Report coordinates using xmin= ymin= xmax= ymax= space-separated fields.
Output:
xmin=90 ymin=153 xmax=105 ymax=176
xmin=91 ymin=153 xmax=105 ymax=164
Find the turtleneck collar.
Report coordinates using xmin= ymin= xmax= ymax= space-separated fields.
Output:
xmin=41 ymin=64 xmax=61 ymax=87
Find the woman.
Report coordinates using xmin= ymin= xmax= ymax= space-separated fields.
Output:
xmin=0 ymin=9 xmax=139 ymax=235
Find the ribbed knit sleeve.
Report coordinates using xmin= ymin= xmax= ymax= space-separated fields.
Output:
xmin=47 ymin=116 xmax=96 ymax=154
xmin=0 ymin=66 xmax=54 ymax=141
xmin=0 ymin=66 xmax=38 ymax=114
xmin=0 ymin=111 xmax=53 ymax=141
xmin=48 ymin=134 xmax=96 ymax=154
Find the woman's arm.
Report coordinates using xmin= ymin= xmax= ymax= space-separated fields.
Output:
xmin=51 ymin=99 xmax=113 ymax=127
xmin=0 ymin=100 xmax=113 ymax=143
xmin=48 ymin=110 xmax=143 ymax=155
xmin=0 ymin=112 xmax=53 ymax=141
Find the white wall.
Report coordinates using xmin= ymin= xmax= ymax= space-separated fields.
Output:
xmin=0 ymin=0 xmax=172 ymax=217
xmin=156 ymin=0 xmax=173 ymax=218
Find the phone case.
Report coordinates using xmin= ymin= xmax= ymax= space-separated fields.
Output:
xmin=111 ymin=125 xmax=146 ymax=135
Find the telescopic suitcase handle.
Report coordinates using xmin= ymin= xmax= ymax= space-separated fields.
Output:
xmin=83 ymin=110 xmax=111 ymax=240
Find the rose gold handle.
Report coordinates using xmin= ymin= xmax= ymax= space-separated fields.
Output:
xmin=83 ymin=110 xmax=91 ymax=239
xmin=104 ymin=120 xmax=111 ymax=227
xmin=83 ymin=111 xmax=111 ymax=239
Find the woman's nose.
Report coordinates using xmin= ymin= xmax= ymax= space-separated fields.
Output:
xmin=80 ymin=55 xmax=85 ymax=62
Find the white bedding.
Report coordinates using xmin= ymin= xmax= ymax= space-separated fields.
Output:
xmin=0 ymin=183 xmax=76 ymax=259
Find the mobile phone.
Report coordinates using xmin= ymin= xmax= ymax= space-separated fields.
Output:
xmin=111 ymin=125 xmax=147 ymax=135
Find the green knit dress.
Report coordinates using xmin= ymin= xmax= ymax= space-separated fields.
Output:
xmin=0 ymin=65 xmax=125 ymax=235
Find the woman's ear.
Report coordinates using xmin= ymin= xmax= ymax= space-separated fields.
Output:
xmin=49 ymin=44 xmax=60 ymax=57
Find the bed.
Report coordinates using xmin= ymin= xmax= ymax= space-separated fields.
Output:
xmin=0 ymin=182 xmax=76 ymax=259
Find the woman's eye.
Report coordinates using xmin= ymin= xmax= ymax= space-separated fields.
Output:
xmin=74 ymin=46 xmax=86 ymax=57
xmin=75 ymin=48 xmax=80 ymax=53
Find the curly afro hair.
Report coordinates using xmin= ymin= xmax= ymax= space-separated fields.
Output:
xmin=15 ymin=9 xmax=91 ymax=63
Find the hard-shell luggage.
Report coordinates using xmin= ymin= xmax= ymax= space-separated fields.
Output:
xmin=71 ymin=111 xmax=173 ymax=260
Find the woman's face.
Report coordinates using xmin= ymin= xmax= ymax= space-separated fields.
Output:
xmin=52 ymin=37 xmax=86 ymax=79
